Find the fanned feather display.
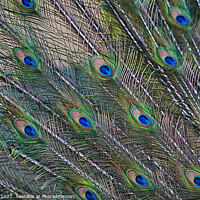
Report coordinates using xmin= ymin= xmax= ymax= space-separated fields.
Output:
xmin=0 ymin=0 xmax=199 ymax=199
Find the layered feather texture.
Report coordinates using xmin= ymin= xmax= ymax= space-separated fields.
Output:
xmin=0 ymin=0 xmax=199 ymax=199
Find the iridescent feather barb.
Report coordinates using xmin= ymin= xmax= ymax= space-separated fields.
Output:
xmin=0 ymin=0 xmax=199 ymax=199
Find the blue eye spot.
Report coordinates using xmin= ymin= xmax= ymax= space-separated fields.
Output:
xmin=24 ymin=125 xmax=37 ymax=137
xmin=135 ymin=175 xmax=148 ymax=187
xmin=21 ymin=0 xmax=34 ymax=8
xmin=164 ymin=56 xmax=177 ymax=67
xmin=138 ymin=114 xmax=151 ymax=126
xmin=99 ymin=65 xmax=112 ymax=77
xmin=79 ymin=117 xmax=91 ymax=128
xmin=24 ymin=56 xmax=36 ymax=67
xmin=194 ymin=177 xmax=200 ymax=187
xmin=175 ymin=15 xmax=188 ymax=25
xmin=85 ymin=190 xmax=97 ymax=200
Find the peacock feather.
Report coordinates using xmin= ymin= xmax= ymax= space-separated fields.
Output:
xmin=0 ymin=0 xmax=199 ymax=199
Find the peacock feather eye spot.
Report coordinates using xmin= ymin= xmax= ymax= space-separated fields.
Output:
xmin=170 ymin=7 xmax=191 ymax=28
xmin=135 ymin=175 xmax=148 ymax=187
xmin=138 ymin=114 xmax=151 ymax=126
xmin=76 ymin=186 xmax=100 ymax=200
xmin=23 ymin=55 xmax=36 ymax=67
xmin=99 ymin=65 xmax=112 ymax=77
xmin=175 ymin=15 xmax=188 ymax=25
xmin=24 ymin=125 xmax=37 ymax=138
xmin=131 ymin=107 xmax=153 ymax=128
xmin=158 ymin=48 xmax=179 ymax=69
xmin=186 ymin=170 xmax=200 ymax=188
xmin=15 ymin=0 xmax=37 ymax=11
xmin=85 ymin=190 xmax=97 ymax=200
xmin=164 ymin=56 xmax=177 ymax=67
xmin=21 ymin=0 xmax=34 ymax=8
xmin=193 ymin=177 xmax=200 ymax=187
xmin=14 ymin=48 xmax=39 ymax=70
xmin=14 ymin=119 xmax=39 ymax=140
xmin=91 ymin=57 xmax=115 ymax=79
xmin=70 ymin=110 xmax=94 ymax=131
xmin=79 ymin=117 xmax=91 ymax=128
xmin=126 ymin=169 xmax=150 ymax=189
